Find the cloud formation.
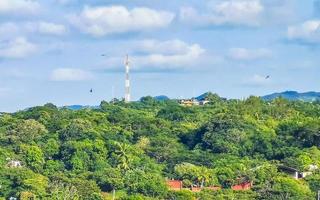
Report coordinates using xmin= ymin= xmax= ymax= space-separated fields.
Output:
xmin=102 ymin=39 xmax=207 ymax=71
xmin=180 ymin=0 xmax=263 ymax=27
xmin=228 ymin=48 xmax=272 ymax=61
xmin=25 ymin=21 xmax=68 ymax=35
xmin=51 ymin=68 xmax=94 ymax=81
xmin=135 ymin=39 xmax=194 ymax=55
xmin=0 ymin=37 xmax=37 ymax=59
xmin=69 ymin=6 xmax=175 ymax=37
xmin=0 ymin=21 xmax=67 ymax=37
xmin=287 ymin=20 xmax=320 ymax=44
xmin=0 ymin=0 xmax=40 ymax=15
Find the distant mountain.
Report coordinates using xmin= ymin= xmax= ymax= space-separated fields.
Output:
xmin=195 ymin=92 xmax=211 ymax=101
xmin=262 ymin=91 xmax=320 ymax=102
xmin=154 ymin=95 xmax=170 ymax=101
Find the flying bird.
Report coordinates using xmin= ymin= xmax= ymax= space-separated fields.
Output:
xmin=265 ymin=75 xmax=270 ymax=79
xmin=90 ymin=88 xmax=93 ymax=93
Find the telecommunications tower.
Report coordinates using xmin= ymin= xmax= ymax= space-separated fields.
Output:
xmin=124 ymin=55 xmax=131 ymax=103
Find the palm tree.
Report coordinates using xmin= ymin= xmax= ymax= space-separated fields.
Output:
xmin=114 ymin=142 xmax=132 ymax=170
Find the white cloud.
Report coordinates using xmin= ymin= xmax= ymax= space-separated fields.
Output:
xmin=135 ymin=39 xmax=196 ymax=55
xmin=287 ymin=20 xmax=320 ymax=43
xmin=102 ymin=39 xmax=208 ymax=71
xmin=134 ymin=44 xmax=205 ymax=68
xmin=51 ymin=68 xmax=94 ymax=81
xmin=228 ymin=48 xmax=272 ymax=61
xmin=0 ymin=0 xmax=40 ymax=15
xmin=0 ymin=37 xmax=37 ymax=59
xmin=55 ymin=0 xmax=76 ymax=5
xmin=0 ymin=21 xmax=67 ymax=37
xmin=0 ymin=23 xmax=19 ymax=37
xmin=180 ymin=0 xmax=263 ymax=27
xmin=69 ymin=6 xmax=175 ymax=36
xmin=25 ymin=21 xmax=68 ymax=35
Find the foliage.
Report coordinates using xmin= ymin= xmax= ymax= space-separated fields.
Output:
xmin=0 ymin=96 xmax=320 ymax=199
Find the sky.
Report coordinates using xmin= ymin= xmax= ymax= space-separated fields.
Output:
xmin=0 ymin=0 xmax=320 ymax=112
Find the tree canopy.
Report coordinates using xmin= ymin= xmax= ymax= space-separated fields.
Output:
xmin=0 ymin=96 xmax=320 ymax=199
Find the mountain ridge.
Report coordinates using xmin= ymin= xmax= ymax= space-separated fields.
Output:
xmin=261 ymin=91 xmax=320 ymax=102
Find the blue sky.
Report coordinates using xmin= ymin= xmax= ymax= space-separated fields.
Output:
xmin=0 ymin=0 xmax=320 ymax=112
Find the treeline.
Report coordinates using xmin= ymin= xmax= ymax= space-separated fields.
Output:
xmin=0 ymin=94 xmax=320 ymax=199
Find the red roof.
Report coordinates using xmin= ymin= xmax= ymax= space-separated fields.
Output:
xmin=167 ymin=180 xmax=183 ymax=191
xmin=232 ymin=182 xmax=252 ymax=191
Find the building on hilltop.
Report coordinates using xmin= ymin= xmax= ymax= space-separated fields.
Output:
xmin=179 ymin=98 xmax=210 ymax=106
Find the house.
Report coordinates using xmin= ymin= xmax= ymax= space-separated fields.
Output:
xmin=179 ymin=99 xmax=200 ymax=106
xmin=167 ymin=180 xmax=221 ymax=192
xmin=167 ymin=180 xmax=183 ymax=191
xmin=179 ymin=98 xmax=211 ymax=106
xmin=199 ymin=100 xmax=210 ymax=105
xmin=232 ymin=182 xmax=253 ymax=191
xmin=278 ymin=165 xmax=318 ymax=179
xmin=7 ymin=160 xmax=22 ymax=168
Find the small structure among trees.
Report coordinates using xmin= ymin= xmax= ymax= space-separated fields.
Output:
xmin=6 ymin=160 xmax=22 ymax=168
xmin=278 ymin=165 xmax=318 ymax=179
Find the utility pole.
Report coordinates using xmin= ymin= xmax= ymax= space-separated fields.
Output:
xmin=112 ymin=188 xmax=116 ymax=200
xmin=124 ymin=55 xmax=131 ymax=103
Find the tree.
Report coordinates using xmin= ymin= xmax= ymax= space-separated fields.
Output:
xmin=60 ymin=119 xmax=94 ymax=141
xmin=113 ymin=142 xmax=133 ymax=170
xmin=21 ymin=145 xmax=45 ymax=173
xmin=8 ymin=119 xmax=48 ymax=144
xmin=71 ymin=179 xmax=103 ymax=200
xmin=46 ymin=181 xmax=79 ymax=200
xmin=42 ymin=138 xmax=60 ymax=158
xmin=167 ymin=190 xmax=195 ymax=200
xmin=200 ymin=114 xmax=253 ymax=155
xmin=124 ymin=169 xmax=168 ymax=198
xmin=174 ymin=163 xmax=217 ymax=187
xmin=268 ymin=177 xmax=313 ymax=200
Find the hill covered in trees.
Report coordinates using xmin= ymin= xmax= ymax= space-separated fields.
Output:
xmin=1 ymin=94 xmax=320 ymax=200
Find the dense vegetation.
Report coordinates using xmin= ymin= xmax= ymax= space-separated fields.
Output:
xmin=1 ymin=94 xmax=320 ymax=199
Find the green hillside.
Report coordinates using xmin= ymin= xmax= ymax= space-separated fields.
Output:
xmin=1 ymin=95 xmax=320 ymax=200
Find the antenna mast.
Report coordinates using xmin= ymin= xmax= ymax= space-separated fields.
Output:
xmin=125 ymin=55 xmax=131 ymax=103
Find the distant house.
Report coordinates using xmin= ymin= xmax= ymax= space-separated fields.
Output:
xmin=179 ymin=98 xmax=210 ymax=106
xmin=179 ymin=99 xmax=199 ymax=106
xmin=167 ymin=180 xmax=183 ymax=191
xmin=199 ymin=100 xmax=210 ymax=105
xmin=232 ymin=182 xmax=253 ymax=191
xmin=167 ymin=180 xmax=222 ymax=192
xmin=7 ymin=160 xmax=22 ymax=168
xmin=278 ymin=165 xmax=318 ymax=179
